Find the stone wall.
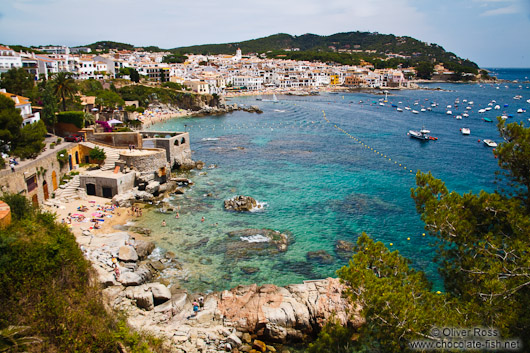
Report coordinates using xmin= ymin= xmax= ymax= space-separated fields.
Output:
xmin=119 ymin=150 xmax=167 ymax=173
xmin=0 ymin=201 xmax=11 ymax=229
xmin=0 ymin=142 xmax=81 ymax=206
xmin=79 ymin=172 xmax=136 ymax=199
xmin=140 ymin=131 xmax=191 ymax=168
xmin=84 ymin=129 xmax=143 ymax=148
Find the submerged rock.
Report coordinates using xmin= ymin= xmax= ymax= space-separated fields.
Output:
xmin=335 ymin=240 xmax=355 ymax=259
xmin=306 ymin=250 xmax=334 ymax=264
xmin=241 ymin=267 xmax=260 ymax=275
xmin=213 ymin=229 xmax=293 ymax=261
xmin=224 ymin=195 xmax=259 ymax=212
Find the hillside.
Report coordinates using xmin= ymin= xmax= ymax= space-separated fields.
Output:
xmin=172 ymin=31 xmax=478 ymax=72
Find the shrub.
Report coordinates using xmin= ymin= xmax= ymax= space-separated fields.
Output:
xmin=136 ymin=106 xmax=145 ymax=113
xmin=89 ymin=146 xmax=106 ymax=163
xmin=57 ymin=111 xmax=85 ymax=129
xmin=125 ymin=105 xmax=137 ymax=112
xmin=0 ymin=156 xmax=5 ymax=169
xmin=50 ymin=142 xmax=56 ymax=149
xmin=114 ymin=127 xmax=133 ymax=132
xmin=56 ymin=149 xmax=68 ymax=167
xmin=56 ymin=137 xmax=62 ymax=144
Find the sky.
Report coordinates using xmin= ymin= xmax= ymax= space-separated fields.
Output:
xmin=1 ymin=0 xmax=529 ymax=67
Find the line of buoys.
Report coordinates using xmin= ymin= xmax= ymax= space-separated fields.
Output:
xmin=322 ymin=109 xmax=415 ymax=174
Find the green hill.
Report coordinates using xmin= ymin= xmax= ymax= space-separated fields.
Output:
xmin=171 ymin=31 xmax=478 ymax=73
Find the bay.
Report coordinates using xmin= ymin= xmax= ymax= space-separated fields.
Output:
xmin=137 ymin=70 xmax=530 ymax=293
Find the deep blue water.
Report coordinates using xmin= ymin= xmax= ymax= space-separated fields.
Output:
xmin=138 ymin=70 xmax=530 ymax=293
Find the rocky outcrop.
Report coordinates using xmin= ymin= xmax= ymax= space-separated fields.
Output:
xmin=306 ymin=250 xmax=334 ymax=264
xmin=224 ymin=195 xmax=261 ymax=212
xmin=118 ymin=245 xmax=139 ymax=262
xmin=215 ymin=278 xmax=360 ymax=342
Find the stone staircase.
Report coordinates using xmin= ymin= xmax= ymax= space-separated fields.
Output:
xmin=80 ymin=141 xmax=124 ymax=171
xmin=52 ymin=175 xmax=87 ymax=203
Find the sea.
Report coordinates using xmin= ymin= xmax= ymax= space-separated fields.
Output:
xmin=136 ymin=68 xmax=530 ymax=293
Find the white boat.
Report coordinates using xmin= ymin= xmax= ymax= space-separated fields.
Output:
xmin=485 ymin=107 xmax=492 ymax=111
xmin=517 ymin=108 xmax=524 ymax=113
xmin=478 ymin=109 xmax=486 ymax=113
xmin=397 ymin=108 xmax=403 ymax=112
xmin=455 ymin=115 xmax=462 ymax=120
xmin=412 ymin=110 xmax=419 ymax=114
xmin=483 ymin=139 xmax=497 ymax=147
xmin=446 ymin=110 xmax=452 ymax=115
xmin=466 ymin=106 xmax=472 ymax=110
xmin=461 ymin=128 xmax=470 ymax=135
xmin=463 ymin=113 xmax=469 ymax=117
xmin=408 ymin=127 xmax=435 ymax=141
xmin=501 ymin=115 xmax=508 ymax=120
xmin=494 ymin=105 xmax=500 ymax=110
xmin=379 ymin=102 xmax=385 ymax=106
xmin=405 ymin=107 xmax=411 ymax=110
xmin=527 ymin=99 xmax=530 ymax=103
xmin=421 ymin=108 xmax=426 ymax=112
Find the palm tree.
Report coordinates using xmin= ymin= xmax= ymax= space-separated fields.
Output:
xmin=51 ymin=72 xmax=77 ymax=111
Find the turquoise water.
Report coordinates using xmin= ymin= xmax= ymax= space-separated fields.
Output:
xmin=138 ymin=72 xmax=530 ymax=293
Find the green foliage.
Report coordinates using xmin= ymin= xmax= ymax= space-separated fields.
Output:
xmin=161 ymin=82 xmax=184 ymax=90
xmin=0 ymin=193 xmax=34 ymax=221
xmin=114 ymin=127 xmax=132 ymax=132
xmin=84 ymin=112 xmax=96 ymax=126
xmin=0 ymin=156 xmax=4 ymax=169
xmin=89 ymin=146 xmax=106 ymax=162
xmin=0 ymin=206 xmax=164 ymax=352
xmin=95 ymin=90 xmax=124 ymax=109
xmin=0 ymin=67 xmax=34 ymax=96
xmin=125 ymin=105 xmax=137 ymax=112
xmin=78 ymin=79 xmax=103 ymax=95
xmin=0 ymin=325 xmax=42 ymax=352
xmin=12 ymin=120 xmax=46 ymax=159
xmin=118 ymin=68 xmax=140 ymax=83
xmin=56 ymin=149 xmax=68 ymax=167
xmin=415 ymin=62 xmax=434 ymax=79
xmin=0 ymin=95 xmax=22 ymax=148
xmin=308 ymin=316 xmax=358 ymax=353
xmin=82 ymin=40 xmax=135 ymax=52
xmin=49 ymin=142 xmax=55 ymax=149
xmin=136 ymin=106 xmax=145 ymax=113
xmin=162 ymin=54 xmax=188 ymax=64
xmin=494 ymin=118 xmax=530 ymax=207
xmin=57 ymin=111 xmax=85 ymax=128
xmin=336 ymin=233 xmax=464 ymax=352
xmin=118 ymin=84 xmax=194 ymax=107
xmin=40 ymin=80 xmax=59 ymax=132
xmin=51 ymin=72 xmax=77 ymax=111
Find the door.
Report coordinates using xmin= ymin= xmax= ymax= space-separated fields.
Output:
xmin=43 ymin=181 xmax=49 ymax=200
xmin=86 ymin=183 xmax=96 ymax=196
xmin=52 ymin=171 xmax=58 ymax=190
xmin=68 ymin=155 xmax=73 ymax=170
xmin=75 ymin=151 xmax=79 ymax=164
xmin=31 ymin=194 xmax=38 ymax=207
xmin=102 ymin=187 xmax=113 ymax=198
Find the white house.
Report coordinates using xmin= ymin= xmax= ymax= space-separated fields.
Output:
xmin=0 ymin=89 xmax=40 ymax=127
xmin=0 ymin=46 xmax=22 ymax=73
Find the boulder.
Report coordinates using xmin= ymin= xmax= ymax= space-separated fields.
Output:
xmin=253 ymin=340 xmax=267 ymax=352
xmin=136 ymin=264 xmax=154 ymax=283
xmin=146 ymin=181 xmax=161 ymax=194
xmin=135 ymin=240 xmax=155 ymax=259
xmin=119 ymin=272 xmax=143 ymax=286
xmin=227 ymin=333 xmax=242 ymax=348
xmin=149 ymin=283 xmax=171 ymax=305
xmin=112 ymin=190 xmax=135 ymax=207
xmin=306 ymin=250 xmax=334 ymax=264
xmin=224 ymin=195 xmax=259 ymax=212
xmin=126 ymin=286 xmax=154 ymax=311
xmin=118 ymin=246 xmax=139 ymax=262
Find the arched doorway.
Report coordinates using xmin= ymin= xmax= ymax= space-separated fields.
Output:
xmin=75 ymin=151 xmax=79 ymax=164
xmin=52 ymin=171 xmax=58 ymax=190
xmin=31 ymin=194 xmax=38 ymax=207
xmin=43 ymin=180 xmax=49 ymax=200
xmin=68 ymin=155 xmax=72 ymax=170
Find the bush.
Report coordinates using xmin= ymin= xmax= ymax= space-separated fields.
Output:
xmin=125 ymin=105 xmax=137 ymax=112
xmin=57 ymin=111 xmax=85 ymax=129
xmin=50 ymin=142 xmax=56 ymax=149
xmin=56 ymin=149 xmax=68 ymax=167
xmin=127 ymin=120 xmax=142 ymax=128
xmin=56 ymin=137 xmax=62 ymax=144
xmin=0 ymin=156 xmax=5 ymax=169
xmin=89 ymin=146 xmax=106 ymax=163
xmin=114 ymin=127 xmax=133 ymax=132
xmin=136 ymin=106 xmax=145 ymax=113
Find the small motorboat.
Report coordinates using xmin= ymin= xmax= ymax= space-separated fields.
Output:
xmin=446 ymin=110 xmax=452 ymax=115
xmin=483 ymin=139 xmax=497 ymax=147
xmin=461 ymin=128 xmax=470 ymax=135
xmin=397 ymin=108 xmax=403 ymax=112
xmin=483 ymin=118 xmax=493 ymax=122
xmin=408 ymin=127 xmax=437 ymax=141
xmin=456 ymin=115 xmax=462 ymax=120
xmin=412 ymin=110 xmax=419 ymax=114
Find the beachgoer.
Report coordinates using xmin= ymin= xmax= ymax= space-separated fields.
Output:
xmin=10 ymin=163 xmax=14 ymax=172
xmin=111 ymin=256 xmax=118 ymax=268
xmin=128 ymin=144 xmax=132 ymax=151
xmin=201 ymin=216 xmax=205 ymax=223
xmin=198 ymin=296 xmax=204 ymax=310
xmin=193 ymin=301 xmax=199 ymax=315
xmin=61 ymin=218 xmax=66 ymax=224
xmin=162 ymin=220 xmax=166 ymax=227
xmin=175 ymin=212 xmax=179 ymax=219
xmin=114 ymin=266 xmax=120 ymax=279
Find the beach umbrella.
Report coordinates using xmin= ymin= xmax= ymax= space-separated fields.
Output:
xmin=107 ymin=119 xmax=123 ymax=125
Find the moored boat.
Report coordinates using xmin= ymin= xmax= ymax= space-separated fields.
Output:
xmin=408 ymin=127 xmax=437 ymax=141
xmin=461 ymin=128 xmax=470 ymax=135
xmin=483 ymin=139 xmax=497 ymax=147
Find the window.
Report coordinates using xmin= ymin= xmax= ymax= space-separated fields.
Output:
xmin=26 ymin=175 xmax=37 ymax=192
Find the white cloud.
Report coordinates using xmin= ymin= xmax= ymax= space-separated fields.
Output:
xmin=480 ymin=4 xmax=519 ymax=15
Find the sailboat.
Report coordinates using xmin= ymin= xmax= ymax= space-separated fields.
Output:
xmin=262 ymin=94 xmax=279 ymax=103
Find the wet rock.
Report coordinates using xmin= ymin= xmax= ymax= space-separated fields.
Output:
xmin=146 ymin=260 xmax=166 ymax=271
xmin=199 ymin=257 xmax=212 ymax=265
xmin=224 ymin=195 xmax=259 ymax=212
xmin=227 ymin=333 xmax=242 ymax=348
xmin=306 ymin=250 xmax=334 ymax=264
xmin=118 ymin=246 xmax=138 ymax=262
xmin=335 ymin=240 xmax=355 ymax=258
xmin=165 ymin=251 xmax=176 ymax=259
xmin=146 ymin=181 xmax=160 ymax=195
xmin=195 ymin=160 xmax=205 ymax=170
xmin=242 ymin=333 xmax=252 ymax=344
xmin=174 ymin=188 xmax=185 ymax=194
xmin=135 ymin=240 xmax=155 ymax=260
xmin=241 ymin=267 xmax=260 ymax=275
xmin=128 ymin=226 xmax=152 ymax=236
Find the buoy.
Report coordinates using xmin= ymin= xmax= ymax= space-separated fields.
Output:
xmin=436 ymin=291 xmax=441 ymax=294
xmin=478 ymin=139 xmax=481 ymax=143
xmin=422 ymin=233 xmax=426 ymax=236
xmin=389 ymin=243 xmax=393 ymax=246
xmin=407 ymin=237 xmax=410 ymax=241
